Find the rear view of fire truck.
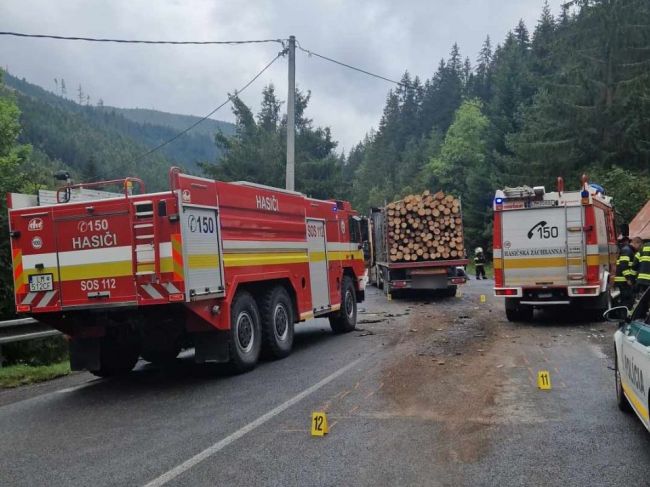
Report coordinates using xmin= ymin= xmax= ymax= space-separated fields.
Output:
xmin=7 ymin=168 xmax=367 ymax=376
xmin=493 ymin=176 xmax=617 ymax=321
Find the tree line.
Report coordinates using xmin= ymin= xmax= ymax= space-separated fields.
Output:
xmin=203 ymin=0 xmax=650 ymax=252
xmin=347 ymin=0 xmax=650 ymax=250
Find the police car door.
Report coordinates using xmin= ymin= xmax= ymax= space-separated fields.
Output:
xmin=621 ymin=292 xmax=650 ymax=428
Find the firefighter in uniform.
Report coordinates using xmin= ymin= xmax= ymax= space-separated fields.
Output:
xmin=474 ymin=247 xmax=486 ymax=280
xmin=633 ymin=237 xmax=650 ymax=297
xmin=615 ymin=236 xmax=638 ymax=309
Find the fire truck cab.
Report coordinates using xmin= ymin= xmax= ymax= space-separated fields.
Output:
xmin=7 ymin=168 xmax=366 ymax=376
xmin=493 ymin=176 xmax=617 ymax=321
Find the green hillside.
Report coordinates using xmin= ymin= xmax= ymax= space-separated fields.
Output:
xmin=107 ymin=107 xmax=234 ymax=140
xmin=2 ymin=73 xmax=233 ymax=182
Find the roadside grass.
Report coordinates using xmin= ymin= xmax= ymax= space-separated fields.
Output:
xmin=0 ymin=361 xmax=71 ymax=388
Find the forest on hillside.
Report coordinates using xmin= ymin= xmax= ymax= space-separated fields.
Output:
xmin=347 ymin=0 xmax=650 ymax=249
xmin=208 ymin=0 xmax=650 ymax=251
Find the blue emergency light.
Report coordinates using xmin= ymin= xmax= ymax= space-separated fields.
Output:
xmin=495 ymin=197 xmax=504 ymax=205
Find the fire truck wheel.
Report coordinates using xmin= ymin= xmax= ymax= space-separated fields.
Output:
xmin=260 ymin=286 xmax=295 ymax=359
xmin=92 ymin=336 xmax=140 ymax=378
xmin=229 ymin=291 xmax=262 ymax=372
xmin=329 ymin=276 xmax=357 ymax=334
xmin=505 ymin=302 xmax=533 ymax=322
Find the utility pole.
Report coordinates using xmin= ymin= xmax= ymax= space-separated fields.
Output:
xmin=285 ymin=35 xmax=296 ymax=191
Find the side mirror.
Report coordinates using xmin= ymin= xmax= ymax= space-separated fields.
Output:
xmin=603 ymin=306 xmax=630 ymax=323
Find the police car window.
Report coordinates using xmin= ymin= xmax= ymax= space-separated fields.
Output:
xmin=637 ymin=325 xmax=650 ymax=347
xmin=625 ymin=322 xmax=641 ymax=337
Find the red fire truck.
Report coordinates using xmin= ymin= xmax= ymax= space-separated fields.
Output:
xmin=7 ymin=168 xmax=367 ymax=375
xmin=493 ymin=176 xmax=617 ymax=321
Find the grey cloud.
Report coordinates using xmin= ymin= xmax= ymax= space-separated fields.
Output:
xmin=0 ymin=0 xmax=561 ymax=151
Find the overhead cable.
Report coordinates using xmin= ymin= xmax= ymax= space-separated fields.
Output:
xmin=297 ymin=43 xmax=405 ymax=87
xmin=136 ymin=49 xmax=286 ymax=161
xmin=0 ymin=31 xmax=285 ymax=46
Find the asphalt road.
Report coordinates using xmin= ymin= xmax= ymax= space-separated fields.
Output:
xmin=1 ymin=280 xmax=650 ymax=486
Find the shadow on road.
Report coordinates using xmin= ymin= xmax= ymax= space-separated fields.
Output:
xmin=54 ymin=324 xmax=343 ymax=402
xmin=522 ymin=306 xmax=607 ymax=326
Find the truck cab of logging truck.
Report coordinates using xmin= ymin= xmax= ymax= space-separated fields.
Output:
xmin=493 ymin=176 xmax=617 ymax=322
xmin=7 ymin=168 xmax=366 ymax=376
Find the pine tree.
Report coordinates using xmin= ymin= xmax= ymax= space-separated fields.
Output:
xmin=473 ymin=36 xmax=493 ymax=102
xmin=257 ymin=84 xmax=282 ymax=132
xmin=514 ymin=19 xmax=531 ymax=49
xmin=531 ymin=1 xmax=557 ymax=80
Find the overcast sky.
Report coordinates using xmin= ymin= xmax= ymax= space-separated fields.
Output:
xmin=0 ymin=0 xmax=562 ymax=152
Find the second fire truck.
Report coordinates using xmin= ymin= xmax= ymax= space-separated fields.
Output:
xmin=493 ymin=176 xmax=617 ymax=321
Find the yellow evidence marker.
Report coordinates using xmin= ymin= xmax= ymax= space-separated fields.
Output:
xmin=311 ymin=411 xmax=329 ymax=436
xmin=537 ymin=370 xmax=552 ymax=390
xmin=480 ymin=294 xmax=486 ymax=303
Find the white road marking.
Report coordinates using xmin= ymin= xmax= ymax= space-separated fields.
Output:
xmin=55 ymin=379 xmax=105 ymax=394
xmin=142 ymin=355 xmax=368 ymax=487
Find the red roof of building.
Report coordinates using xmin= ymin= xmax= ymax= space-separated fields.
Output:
xmin=630 ymin=200 xmax=650 ymax=240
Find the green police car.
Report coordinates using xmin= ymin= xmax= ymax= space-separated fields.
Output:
xmin=607 ymin=289 xmax=650 ymax=430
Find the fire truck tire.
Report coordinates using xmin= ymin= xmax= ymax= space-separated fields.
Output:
xmin=329 ymin=276 xmax=357 ymax=334
xmin=229 ymin=291 xmax=262 ymax=373
xmin=260 ymin=286 xmax=295 ymax=359
xmin=92 ymin=336 xmax=139 ymax=378
xmin=505 ymin=302 xmax=533 ymax=322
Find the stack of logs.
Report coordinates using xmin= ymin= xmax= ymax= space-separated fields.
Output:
xmin=387 ymin=190 xmax=464 ymax=262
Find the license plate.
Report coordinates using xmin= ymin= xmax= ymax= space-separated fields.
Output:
xmin=29 ymin=274 xmax=53 ymax=292
xmin=538 ymin=292 xmax=552 ymax=299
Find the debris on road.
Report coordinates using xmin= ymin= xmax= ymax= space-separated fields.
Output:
xmin=357 ymin=331 xmax=375 ymax=337
xmin=358 ymin=318 xmax=385 ymax=324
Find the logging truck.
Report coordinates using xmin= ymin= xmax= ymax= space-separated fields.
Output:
xmin=367 ymin=191 xmax=468 ymax=297
xmin=493 ymin=176 xmax=617 ymax=321
xmin=7 ymin=168 xmax=366 ymax=376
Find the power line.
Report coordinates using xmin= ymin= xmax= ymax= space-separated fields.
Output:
xmin=296 ymin=43 xmax=405 ymax=87
xmin=136 ymin=49 xmax=286 ymax=162
xmin=0 ymin=31 xmax=285 ymax=46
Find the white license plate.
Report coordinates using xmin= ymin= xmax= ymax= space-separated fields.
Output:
xmin=29 ymin=274 xmax=53 ymax=292
xmin=538 ymin=292 xmax=552 ymax=299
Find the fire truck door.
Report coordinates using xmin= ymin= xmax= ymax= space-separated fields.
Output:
xmin=180 ymin=205 xmax=225 ymax=300
xmin=306 ymin=219 xmax=330 ymax=312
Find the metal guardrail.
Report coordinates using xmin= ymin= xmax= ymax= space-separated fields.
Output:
xmin=0 ymin=318 xmax=62 ymax=366
xmin=0 ymin=318 xmax=62 ymax=344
